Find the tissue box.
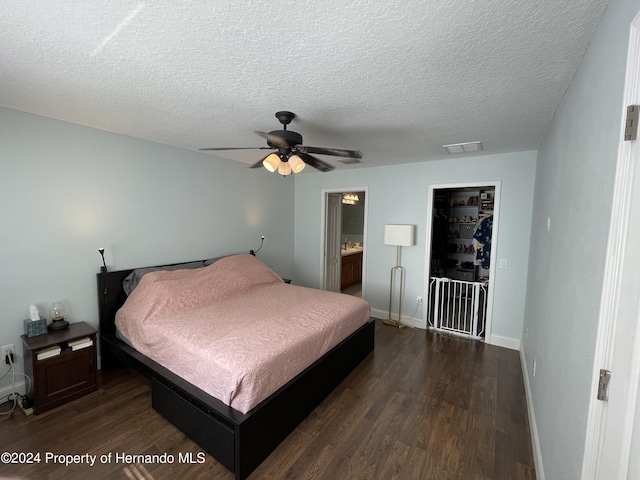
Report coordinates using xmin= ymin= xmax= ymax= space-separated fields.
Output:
xmin=24 ymin=317 xmax=48 ymax=337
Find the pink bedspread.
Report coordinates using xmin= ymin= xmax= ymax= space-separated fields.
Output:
xmin=115 ymin=254 xmax=371 ymax=413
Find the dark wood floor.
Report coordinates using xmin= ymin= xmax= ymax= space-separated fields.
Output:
xmin=0 ymin=320 xmax=535 ymax=480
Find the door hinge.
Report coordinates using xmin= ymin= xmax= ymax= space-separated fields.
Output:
xmin=625 ymin=105 xmax=639 ymax=141
xmin=597 ymin=369 xmax=611 ymax=401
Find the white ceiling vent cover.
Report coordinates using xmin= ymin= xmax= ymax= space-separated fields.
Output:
xmin=443 ymin=141 xmax=484 ymax=154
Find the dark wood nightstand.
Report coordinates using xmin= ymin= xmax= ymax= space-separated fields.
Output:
xmin=21 ymin=321 xmax=98 ymax=414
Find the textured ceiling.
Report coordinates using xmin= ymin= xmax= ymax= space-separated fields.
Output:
xmin=0 ymin=0 xmax=609 ymax=171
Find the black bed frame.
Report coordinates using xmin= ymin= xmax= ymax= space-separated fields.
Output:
xmin=97 ymin=262 xmax=375 ymax=480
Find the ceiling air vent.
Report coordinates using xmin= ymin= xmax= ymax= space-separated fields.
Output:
xmin=443 ymin=141 xmax=483 ymax=154
xmin=339 ymin=158 xmax=363 ymax=165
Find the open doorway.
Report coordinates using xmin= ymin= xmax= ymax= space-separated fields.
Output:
xmin=424 ymin=182 xmax=500 ymax=340
xmin=322 ymin=188 xmax=368 ymax=297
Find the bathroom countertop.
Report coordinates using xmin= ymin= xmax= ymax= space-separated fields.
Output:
xmin=341 ymin=246 xmax=364 ymax=256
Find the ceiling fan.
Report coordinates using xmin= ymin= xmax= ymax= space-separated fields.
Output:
xmin=199 ymin=111 xmax=363 ymax=176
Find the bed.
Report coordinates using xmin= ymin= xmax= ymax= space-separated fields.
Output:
xmin=97 ymin=254 xmax=375 ymax=480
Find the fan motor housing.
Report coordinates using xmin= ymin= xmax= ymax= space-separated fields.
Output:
xmin=268 ymin=129 xmax=303 ymax=148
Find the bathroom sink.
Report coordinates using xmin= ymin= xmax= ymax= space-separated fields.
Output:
xmin=341 ymin=246 xmax=363 ymax=256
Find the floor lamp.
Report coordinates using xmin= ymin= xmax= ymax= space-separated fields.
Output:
xmin=384 ymin=224 xmax=416 ymax=328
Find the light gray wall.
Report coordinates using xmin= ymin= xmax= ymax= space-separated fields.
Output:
xmin=293 ymin=151 xmax=536 ymax=344
xmin=522 ymin=0 xmax=640 ymax=478
xmin=0 ymin=107 xmax=294 ymax=390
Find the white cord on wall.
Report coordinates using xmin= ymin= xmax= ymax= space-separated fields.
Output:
xmin=0 ymin=354 xmax=32 ymax=416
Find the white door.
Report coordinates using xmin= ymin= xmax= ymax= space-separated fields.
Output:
xmin=582 ymin=10 xmax=640 ymax=479
xmin=324 ymin=193 xmax=342 ymax=292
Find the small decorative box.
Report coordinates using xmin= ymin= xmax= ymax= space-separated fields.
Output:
xmin=24 ymin=317 xmax=48 ymax=337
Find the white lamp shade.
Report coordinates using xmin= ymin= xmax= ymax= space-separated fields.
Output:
xmin=277 ymin=161 xmax=292 ymax=176
xmin=263 ymin=153 xmax=281 ymax=172
xmin=384 ymin=224 xmax=416 ymax=246
xmin=288 ymin=154 xmax=306 ymax=173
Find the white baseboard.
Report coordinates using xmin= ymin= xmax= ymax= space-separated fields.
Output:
xmin=371 ymin=308 xmax=522 ymax=347
xmin=489 ymin=334 xmax=521 ymax=351
xmin=520 ymin=347 xmax=545 ymax=480
xmin=370 ymin=308 xmax=425 ymax=329
xmin=0 ymin=380 xmax=27 ymax=399
xmin=370 ymin=308 xmax=386 ymax=322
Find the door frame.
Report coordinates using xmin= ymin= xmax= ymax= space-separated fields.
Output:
xmin=320 ymin=187 xmax=369 ymax=295
xmin=423 ymin=181 xmax=501 ymax=341
xmin=581 ymin=10 xmax=640 ymax=479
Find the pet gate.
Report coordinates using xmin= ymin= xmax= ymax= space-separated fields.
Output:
xmin=427 ymin=277 xmax=487 ymax=338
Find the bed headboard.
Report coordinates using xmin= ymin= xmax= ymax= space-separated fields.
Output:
xmin=97 ymin=267 xmax=136 ymax=337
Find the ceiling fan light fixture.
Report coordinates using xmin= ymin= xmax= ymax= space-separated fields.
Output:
xmin=263 ymin=153 xmax=281 ymax=172
xmin=203 ymin=112 xmax=359 ymax=174
xmin=289 ymin=154 xmax=305 ymax=173
xmin=277 ymin=161 xmax=292 ymax=176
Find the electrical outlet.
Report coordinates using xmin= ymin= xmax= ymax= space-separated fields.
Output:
xmin=2 ymin=344 xmax=15 ymax=365
xmin=416 ymin=296 xmax=423 ymax=304
xmin=533 ymin=357 xmax=537 ymax=377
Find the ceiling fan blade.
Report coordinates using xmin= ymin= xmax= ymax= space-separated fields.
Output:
xmin=199 ymin=147 xmax=271 ymax=151
xmin=249 ymin=153 xmax=274 ymax=169
xmin=296 ymin=152 xmax=334 ymax=172
xmin=295 ymin=145 xmax=363 ymax=159
xmin=254 ymin=131 xmax=289 ymax=148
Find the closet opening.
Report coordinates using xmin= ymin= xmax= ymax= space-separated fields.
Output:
xmin=426 ymin=183 xmax=499 ymax=340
